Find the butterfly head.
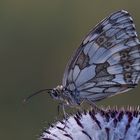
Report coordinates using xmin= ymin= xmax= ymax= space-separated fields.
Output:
xmin=50 ymin=85 xmax=75 ymax=106
xmin=50 ymin=85 xmax=64 ymax=100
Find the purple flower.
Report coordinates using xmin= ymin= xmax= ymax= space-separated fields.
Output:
xmin=39 ymin=106 xmax=140 ymax=140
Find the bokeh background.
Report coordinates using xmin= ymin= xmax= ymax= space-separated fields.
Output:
xmin=1 ymin=0 xmax=140 ymax=140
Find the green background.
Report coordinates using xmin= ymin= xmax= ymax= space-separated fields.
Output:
xmin=1 ymin=0 xmax=140 ymax=140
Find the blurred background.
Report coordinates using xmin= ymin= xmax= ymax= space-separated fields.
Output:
xmin=1 ymin=0 xmax=140 ymax=140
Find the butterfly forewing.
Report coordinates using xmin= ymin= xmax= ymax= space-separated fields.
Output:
xmin=62 ymin=10 xmax=140 ymax=102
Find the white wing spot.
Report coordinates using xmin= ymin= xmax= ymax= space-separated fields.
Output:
xmin=76 ymin=65 xmax=96 ymax=87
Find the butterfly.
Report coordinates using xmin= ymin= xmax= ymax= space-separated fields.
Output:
xmin=25 ymin=10 xmax=140 ymax=112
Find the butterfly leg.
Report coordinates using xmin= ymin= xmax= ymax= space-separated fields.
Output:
xmin=57 ymin=103 xmax=71 ymax=129
xmin=58 ymin=103 xmax=69 ymax=118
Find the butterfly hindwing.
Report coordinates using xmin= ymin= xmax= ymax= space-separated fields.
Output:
xmin=62 ymin=10 xmax=140 ymax=102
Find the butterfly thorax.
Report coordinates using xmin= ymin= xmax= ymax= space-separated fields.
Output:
xmin=50 ymin=85 xmax=79 ymax=106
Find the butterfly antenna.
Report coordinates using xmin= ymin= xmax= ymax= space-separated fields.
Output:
xmin=23 ymin=88 xmax=52 ymax=103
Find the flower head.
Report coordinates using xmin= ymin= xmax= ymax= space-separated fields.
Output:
xmin=40 ymin=106 xmax=140 ymax=140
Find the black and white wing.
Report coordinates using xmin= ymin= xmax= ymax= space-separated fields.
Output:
xmin=62 ymin=10 xmax=140 ymax=102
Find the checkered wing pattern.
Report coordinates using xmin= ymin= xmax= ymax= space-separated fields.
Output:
xmin=62 ymin=10 xmax=140 ymax=102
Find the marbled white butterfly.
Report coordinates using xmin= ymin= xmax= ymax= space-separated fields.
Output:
xmin=25 ymin=10 xmax=140 ymax=112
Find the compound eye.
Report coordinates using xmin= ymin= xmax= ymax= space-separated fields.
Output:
xmin=52 ymin=90 xmax=58 ymax=98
